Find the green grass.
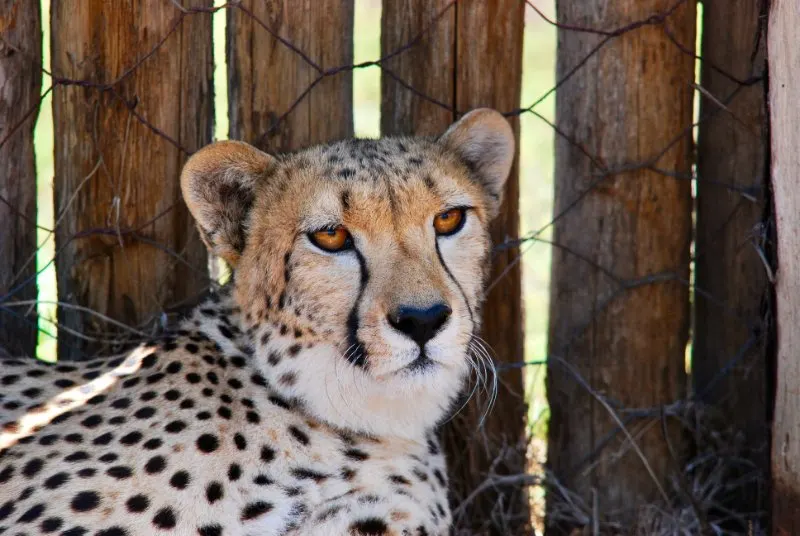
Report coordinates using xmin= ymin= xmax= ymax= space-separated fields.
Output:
xmin=32 ymin=1 xmax=558 ymax=432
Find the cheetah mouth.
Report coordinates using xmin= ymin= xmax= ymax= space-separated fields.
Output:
xmin=404 ymin=352 xmax=436 ymax=373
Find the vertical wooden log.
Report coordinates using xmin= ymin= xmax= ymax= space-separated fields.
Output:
xmin=693 ymin=0 xmax=768 ymax=512
xmin=52 ymin=1 xmax=212 ymax=360
xmin=383 ymin=2 xmax=527 ymax=533
xmin=547 ymin=0 xmax=695 ymax=528
xmin=0 ymin=0 xmax=41 ymax=357
xmin=769 ymin=2 xmax=800 ymax=531
xmin=227 ymin=0 xmax=354 ymax=152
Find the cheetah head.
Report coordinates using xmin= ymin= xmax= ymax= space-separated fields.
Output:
xmin=181 ymin=109 xmax=514 ymax=439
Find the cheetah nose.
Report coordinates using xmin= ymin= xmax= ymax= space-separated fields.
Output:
xmin=387 ymin=303 xmax=452 ymax=346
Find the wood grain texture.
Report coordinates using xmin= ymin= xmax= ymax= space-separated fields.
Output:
xmin=0 ymin=0 xmax=41 ymax=357
xmin=547 ymin=0 xmax=695 ymax=527
xmin=382 ymin=1 xmax=527 ymax=533
xmin=227 ymin=0 xmax=354 ymax=152
xmin=51 ymin=0 xmax=212 ymax=360
xmin=693 ymin=0 xmax=768 ymax=513
xmin=769 ymin=1 xmax=800 ymax=532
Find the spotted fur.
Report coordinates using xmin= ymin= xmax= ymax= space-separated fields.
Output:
xmin=0 ymin=109 xmax=515 ymax=535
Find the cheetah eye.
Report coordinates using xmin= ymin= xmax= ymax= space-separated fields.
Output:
xmin=308 ymin=226 xmax=353 ymax=252
xmin=433 ymin=208 xmax=467 ymax=236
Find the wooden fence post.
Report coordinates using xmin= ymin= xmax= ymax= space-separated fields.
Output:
xmin=382 ymin=2 xmax=527 ymax=533
xmin=0 ymin=0 xmax=41 ymax=357
xmin=693 ymin=0 xmax=768 ymax=513
xmin=51 ymin=1 xmax=213 ymax=360
xmin=768 ymin=1 xmax=800 ymax=532
xmin=547 ymin=0 xmax=695 ymax=528
xmin=227 ymin=0 xmax=354 ymax=152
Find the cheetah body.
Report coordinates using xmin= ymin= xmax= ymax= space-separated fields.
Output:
xmin=0 ymin=109 xmax=515 ymax=535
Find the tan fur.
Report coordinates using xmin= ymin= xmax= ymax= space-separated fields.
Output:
xmin=0 ymin=109 xmax=514 ymax=535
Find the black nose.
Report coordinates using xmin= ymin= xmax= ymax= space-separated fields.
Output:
xmin=387 ymin=303 xmax=452 ymax=346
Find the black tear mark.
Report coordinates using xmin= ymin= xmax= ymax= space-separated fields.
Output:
xmin=434 ymin=241 xmax=474 ymax=327
xmin=345 ymin=249 xmax=370 ymax=369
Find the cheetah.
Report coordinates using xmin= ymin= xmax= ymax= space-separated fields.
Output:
xmin=0 ymin=108 xmax=514 ymax=535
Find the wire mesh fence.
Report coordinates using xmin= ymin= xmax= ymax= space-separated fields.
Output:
xmin=0 ymin=0 xmax=772 ymax=534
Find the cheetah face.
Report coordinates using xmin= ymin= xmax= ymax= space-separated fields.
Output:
xmin=182 ymin=109 xmax=514 ymax=439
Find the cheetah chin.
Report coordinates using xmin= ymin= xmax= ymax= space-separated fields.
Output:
xmin=0 ymin=108 xmax=514 ymax=535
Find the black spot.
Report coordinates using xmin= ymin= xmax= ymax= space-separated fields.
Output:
xmin=433 ymin=468 xmax=446 ymax=487
xmin=64 ymin=432 xmax=83 ymax=444
xmin=80 ymin=414 xmax=103 ymax=428
xmin=22 ymin=457 xmax=45 ymax=477
xmin=126 ymin=494 xmax=149 ymax=513
xmin=288 ymin=426 xmax=310 ymax=445
xmin=93 ymin=432 xmax=114 ymax=445
xmin=98 ymin=453 xmax=118 ymax=463
xmin=141 ymin=354 xmax=158 ymax=368
xmin=96 ymin=528 xmax=128 ymax=536
xmin=253 ymin=474 xmax=273 ymax=486
xmin=170 ymin=470 xmax=190 ymax=489
xmin=152 ymin=506 xmax=177 ymax=528
xmin=268 ymin=395 xmax=291 ymax=410
xmin=198 ymin=525 xmax=222 ymax=536
xmin=0 ymin=500 xmax=15 ymax=521
xmin=341 ymin=467 xmax=357 ymax=480
xmin=143 ymin=438 xmax=163 ymax=450
xmin=164 ymin=389 xmax=181 ymax=401
xmin=140 ymin=391 xmax=157 ymax=402
xmin=234 ymin=433 xmax=247 ymax=451
xmin=109 ymin=415 xmax=126 ymax=425
xmin=87 ymin=394 xmax=107 ymax=405
xmin=288 ymin=344 xmax=302 ymax=356
xmin=227 ymin=463 xmax=242 ymax=481
xmin=350 ymin=518 xmax=389 ymax=535
xmin=186 ymin=372 xmax=201 ymax=384
xmin=180 ymin=398 xmax=195 ymax=409
xmin=77 ymin=468 xmax=96 ymax=478
xmin=267 ymin=352 xmax=281 ymax=366
xmin=111 ymin=398 xmax=131 ymax=409
xmin=197 ymin=434 xmax=219 ymax=453
xmin=228 ymin=377 xmax=244 ymax=389
xmin=145 ymin=372 xmax=165 ymax=384
xmin=290 ymin=467 xmax=329 ymax=482
xmin=427 ymin=438 xmax=439 ymax=455
xmin=65 ymin=451 xmax=90 ymax=462
xmin=197 ymin=411 xmax=212 ymax=420
xmin=241 ymin=501 xmax=273 ymax=521
xmin=206 ymin=371 xmax=219 ymax=385
xmin=246 ymin=411 xmax=261 ymax=424
xmin=261 ymin=445 xmax=276 ymax=462
xmin=217 ymin=406 xmax=232 ymax=419
xmin=344 ymin=448 xmax=369 ymax=461
xmin=218 ymin=325 xmax=234 ymax=339
xmin=165 ymin=420 xmax=187 ymax=433
xmin=121 ymin=377 xmax=140 ymax=388
xmin=54 ymin=378 xmax=75 ymax=388
xmin=145 ymin=455 xmax=166 ymax=474
xmin=206 ymin=481 xmax=224 ymax=503
xmin=230 ymin=356 xmax=246 ymax=368
xmin=107 ymin=466 xmax=133 ymax=480
xmin=17 ymin=502 xmax=45 ymax=523
xmin=82 ymin=370 xmax=101 ymax=380
xmin=120 ymin=431 xmax=143 ymax=445
xmin=22 ymin=387 xmax=43 ymax=398
xmin=134 ymin=406 xmax=156 ymax=419
xmin=40 ymin=516 xmax=63 ymax=532
xmin=70 ymin=491 xmax=100 ymax=512
xmin=185 ymin=343 xmax=199 ymax=354
xmin=43 ymin=472 xmax=70 ymax=489
xmin=61 ymin=527 xmax=89 ymax=536
xmin=389 ymin=474 xmax=411 ymax=486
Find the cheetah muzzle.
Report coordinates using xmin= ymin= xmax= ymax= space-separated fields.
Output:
xmin=0 ymin=109 xmax=515 ymax=535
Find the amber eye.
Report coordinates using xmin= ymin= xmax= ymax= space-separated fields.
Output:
xmin=433 ymin=208 xmax=466 ymax=236
xmin=309 ymin=226 xmax=353 ymax=252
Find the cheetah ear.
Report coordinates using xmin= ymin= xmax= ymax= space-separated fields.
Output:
xmin=181 ymin=140 xmax=275 ymax=267
xmin=439 ymin=108 xmax=515 ymax=218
